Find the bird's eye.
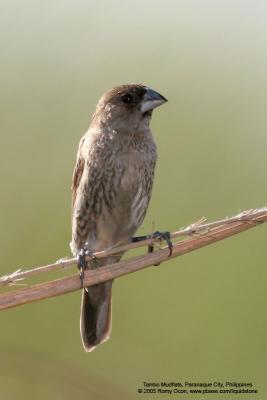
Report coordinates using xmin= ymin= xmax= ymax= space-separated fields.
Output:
xmin=121 ymin=94 xmax=133 ymax=104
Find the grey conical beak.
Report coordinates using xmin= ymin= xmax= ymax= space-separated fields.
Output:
xmin=141 ymin=88 xmax=168 ymax=113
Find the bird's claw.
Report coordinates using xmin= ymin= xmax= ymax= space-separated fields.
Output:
xmin=132 ymin=230 xmax=173 ymax=266
xmin=77 ymin=248 xmax=97 ymax=288
xmin=148 ymin=231 xmax=173 ymax=266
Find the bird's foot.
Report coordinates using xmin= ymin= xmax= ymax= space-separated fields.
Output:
xmin=132 ymin=231 xmax=173 ymax=266
xmin=148 ymin=231 xmax=173 ymax=265
xmin=148 ymin=231 xmax=173 ymax=255
xmin=77 ymin=248 xmax=98 ymax=288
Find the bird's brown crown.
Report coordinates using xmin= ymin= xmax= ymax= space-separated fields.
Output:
xmin=99 ymin=84 xmax=147 ymax=109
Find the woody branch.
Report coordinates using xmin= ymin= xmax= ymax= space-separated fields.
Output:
xmin=0 ymin=207 xmax=266 ymax=311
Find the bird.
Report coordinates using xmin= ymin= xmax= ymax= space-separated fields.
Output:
xmin=70 ymin=83 xmax=167 ymax=352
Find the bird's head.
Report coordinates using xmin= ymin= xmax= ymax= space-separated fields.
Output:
xmin=91 ymin=84 xmax=167 ymax=133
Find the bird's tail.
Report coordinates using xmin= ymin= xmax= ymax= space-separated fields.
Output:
xmin=80 ymin=256 xmax=121 ymax=352
xmin=80 ymin=282 xmax=112 ymax=352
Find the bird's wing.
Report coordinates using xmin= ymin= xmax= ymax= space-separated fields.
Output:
xmin=71 ymin=136 xmax=86 ymax=209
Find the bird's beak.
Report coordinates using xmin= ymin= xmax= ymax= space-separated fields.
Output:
xmin=141 ymin=88 xmax=168 ymax=114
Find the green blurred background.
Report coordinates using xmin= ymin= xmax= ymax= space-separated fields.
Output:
xmin=1 ymin=1 xmax=267 ymax=399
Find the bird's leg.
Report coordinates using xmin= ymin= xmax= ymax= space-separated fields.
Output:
xmin=77 ymin=247 xmax=98 ymax=288
xmin=132 ymin=235 xmax=147 ymax=243
xmin=132 ymin=231 xmax=173 ymax=263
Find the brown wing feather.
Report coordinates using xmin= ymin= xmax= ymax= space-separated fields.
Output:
xmin=71 ymin=156 xmax=85 ymax=208
xmin=71 ymin=137 xmax=86 ymax=209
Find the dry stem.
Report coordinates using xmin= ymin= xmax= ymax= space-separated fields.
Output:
xmin=0 ymin=207 xmax=266 ymax=311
